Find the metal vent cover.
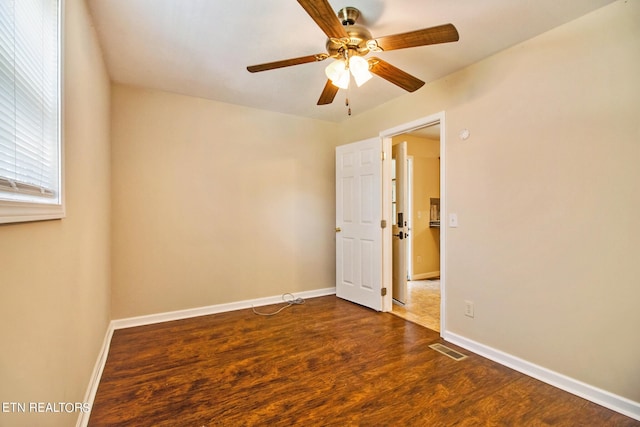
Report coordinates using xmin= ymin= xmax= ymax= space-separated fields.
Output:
xmin=429 ymin=343 xmax=468 ymax=361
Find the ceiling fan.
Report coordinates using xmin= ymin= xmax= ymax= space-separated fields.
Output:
xmin=247 ymin=0 xmax=459 ymax=106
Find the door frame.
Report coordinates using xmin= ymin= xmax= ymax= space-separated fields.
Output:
xmin=380 ymin=112 xmax=446 ymax=334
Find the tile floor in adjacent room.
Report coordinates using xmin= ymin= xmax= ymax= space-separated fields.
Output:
xmin=392 ymin=279 xmax=440 ymax=332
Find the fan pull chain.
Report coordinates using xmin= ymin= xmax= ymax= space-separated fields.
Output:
xmin=345 ymin=81 xmax=352 ymax=116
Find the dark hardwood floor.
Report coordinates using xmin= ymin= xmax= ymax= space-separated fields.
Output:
xmin=89 ymin=296 xmax=638 ymax=426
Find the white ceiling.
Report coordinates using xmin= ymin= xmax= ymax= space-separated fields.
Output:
xmin=86 ymin=0 xmax=615 ymax=123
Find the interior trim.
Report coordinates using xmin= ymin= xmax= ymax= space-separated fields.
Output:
xmin=442 ymin=331 xmax=640 ymax=422
xmin=111 ymin=287 xmax=337 ymax=330
xmin=76 ymin=323 xmax=114 ymax=427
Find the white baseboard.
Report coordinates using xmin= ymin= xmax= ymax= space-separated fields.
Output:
xmin=76 ymin=323 xmax=115 ymax=427
xmin=411 ymin=270 xmax=440 ymax=281
xmin=442 ymin=331 xmax=640 ymax=421
xmin=112 ymin=287 xmax=336 ymax=330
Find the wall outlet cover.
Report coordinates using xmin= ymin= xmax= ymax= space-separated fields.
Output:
xmin=464 ymin=300 xmax=474 ymax=318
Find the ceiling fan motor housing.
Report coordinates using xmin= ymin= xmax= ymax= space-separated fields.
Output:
xmin=326 ymin=23 xmax=372 ymax=57
xmin=326 ymin=8 xmax=371 ymax=58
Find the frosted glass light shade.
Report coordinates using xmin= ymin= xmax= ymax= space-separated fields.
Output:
xmin=325 ymin=60 xmax=350 ymax=89
xmin=349 ymin=56 xmax=372 ymax=87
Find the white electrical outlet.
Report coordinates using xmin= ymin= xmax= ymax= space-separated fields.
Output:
xmin=464 ymin=300 xmax=474 ymax=318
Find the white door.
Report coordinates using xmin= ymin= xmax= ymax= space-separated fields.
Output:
xmin=336 ymin=138 xmax=383 ymax=311
xmin=392 ymin=141 xmax=408 ymax=304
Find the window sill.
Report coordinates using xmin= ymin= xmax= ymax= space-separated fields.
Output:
xmin=0 ymin=200 xmax=65 ymax=225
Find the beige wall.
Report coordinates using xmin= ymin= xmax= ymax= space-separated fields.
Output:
xmin=340 ymin=0 xmax=640 ymax=403
xmin=407 ymin=138 xmax=440 ymax=277
xmin=0 ymin=0 xmax=111 ymax=425
xmin=110 ymin=85 xmax=339 ymax=318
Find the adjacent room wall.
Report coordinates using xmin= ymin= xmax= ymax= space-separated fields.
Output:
xmin=0 ymin=0 xmax=112 ymax=425
xmin=405 ymin=136 xmax=440 ymax=278
xmin=340 ymin=0 xmax=640 ymax=405
xmin=110 ymin=85 xmax=339 ymax=318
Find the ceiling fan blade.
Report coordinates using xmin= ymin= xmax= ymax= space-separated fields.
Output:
xmin=247 ymin=53 xmax=328 ymax=73
xmin=368 ymin=58 xmax=425 ymax=92
xmin=317 ymin=79 xmax=339 ymax=105
xmin=372 ymin=23 xmax=459 ymax=51
xmin=297 ymin=0 xmax=348 ymax=39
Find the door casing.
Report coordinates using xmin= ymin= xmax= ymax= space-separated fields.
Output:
xmin=379 ymin=112 xmax=446 ymax=334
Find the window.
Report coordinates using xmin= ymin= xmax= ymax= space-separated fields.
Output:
xmin=0 ymin=0 xmax=62 ymax=224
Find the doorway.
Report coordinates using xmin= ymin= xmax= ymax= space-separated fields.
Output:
xmin=381 ymin=113 xmax=445 ymax=334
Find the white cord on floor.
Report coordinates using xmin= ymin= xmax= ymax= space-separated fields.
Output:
xmin=251 ymin=293 xmax=305 ymax=316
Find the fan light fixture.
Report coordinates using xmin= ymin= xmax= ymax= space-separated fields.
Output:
xmin=325 ymin=56 xmax=372 ymax=89
xmin=247 ymin=4 xmax=459 ymax=107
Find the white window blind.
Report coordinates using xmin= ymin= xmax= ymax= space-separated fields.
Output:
xmin=0 ymin=0 xmax=60 ymax=209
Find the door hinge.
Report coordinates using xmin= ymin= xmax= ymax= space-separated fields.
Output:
xmin=381 ymin=287 xmax=387 ymax=296
xmin=380 ymin=219 xmax=387 ymax=229
xmin=381 ymin=151 xmax=386 ymax=161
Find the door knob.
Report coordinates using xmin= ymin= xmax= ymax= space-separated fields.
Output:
xmin=335 ymin=227 xmax=341 ymax=233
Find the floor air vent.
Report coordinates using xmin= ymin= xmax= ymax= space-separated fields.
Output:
xmin=429 ymin=343 xmax=468 ymax=361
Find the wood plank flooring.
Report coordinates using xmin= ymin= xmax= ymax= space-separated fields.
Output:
xmin=89 ymin=296 xmax=638 ymax=426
